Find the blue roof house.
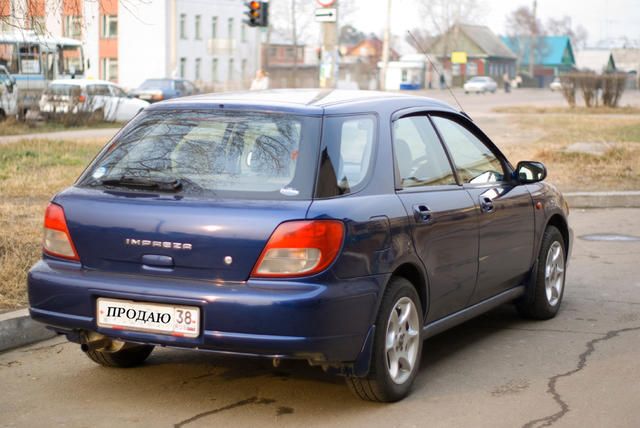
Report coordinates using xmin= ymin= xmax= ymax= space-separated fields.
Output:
xmin=501 ymin=35 xmax=576 ymax=87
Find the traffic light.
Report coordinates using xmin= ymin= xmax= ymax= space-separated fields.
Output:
xmin=244 ymin=1 xmax=268 ymax=27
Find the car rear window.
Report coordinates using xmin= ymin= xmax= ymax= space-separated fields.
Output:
xmin=45 ymin=84 xmax=81 ymax=96
xmin=78 ymin=110 xmax=321 ymax=200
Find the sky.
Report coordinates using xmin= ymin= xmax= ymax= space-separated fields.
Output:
xmin=341 ymin=0 xmax=640 ymax=48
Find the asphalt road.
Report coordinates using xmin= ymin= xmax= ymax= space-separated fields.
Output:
xmin=1 ymin=208 xmax=639 ymax=428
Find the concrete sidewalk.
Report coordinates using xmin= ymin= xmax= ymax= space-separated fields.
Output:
xmin=0 ymin=309 xmax=56 ymax=352
xmin=564 ymin=191 xmax=640 ymax=208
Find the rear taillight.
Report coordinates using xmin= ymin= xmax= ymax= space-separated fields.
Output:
xmin=43 ymin=203 xmax=79 ymax=261
xmin=78 ymin=95 xmax=86 ymax=102
xmin=251 ymin=220 xmax=344 ymax=278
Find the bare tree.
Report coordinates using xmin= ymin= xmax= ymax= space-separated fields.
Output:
xmin=546 ymin=16 xmax=589 ymax=49
xmin=269 ymin=0 xmax=317 ymax=87
xmin=405 ymin=28 xmax=434 ymax=52
xmin=417 ymin=0 xmax=485 ymax=57
xmin=505 ymin=5 xmax=545 ymax=76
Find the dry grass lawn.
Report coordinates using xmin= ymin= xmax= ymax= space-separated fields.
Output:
xmin=496 ymin=114 xmax=640 ymax=191
xmin=0 ymin=139 xmax=104 ymax=308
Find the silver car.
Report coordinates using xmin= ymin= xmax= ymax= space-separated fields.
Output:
xmin=463 ymin=76 xmax=498 ymax=94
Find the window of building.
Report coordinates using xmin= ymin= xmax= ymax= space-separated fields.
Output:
xmin=101 ymin=15 xmax=117 ymax=38
xmin=241 ymin=58 xmax=247 ymax=79
xmin=195 ymin=15 xmax=201 ymax=39
xmin=29 ymin=16 xmax=46 ymax=34
xmin=179 ymin=57 xmax=186 ymax=78
xmin=180 ymin=14 xmax=187 ymax=39
xmin=211 ymin=58 xmax=218 ymax=82
xmin=101 ymin=58 xmax=118 ymax=82
xmin=195 ymin=58 xmax=201 ymax=80
xmin=211 ymin=16 xmax=217 ymax=38
xmin=228 ymin=58 xmax=234 ymax=80
xmin=241 ymin=23 xmax=247 ymax=42
xmin=63 ymin=15 xmax=82 ymax=39
xmin=466 ymin=62 xmax=478 ymax=76
xmin=227 ymin=17 xmax=234 ymax=39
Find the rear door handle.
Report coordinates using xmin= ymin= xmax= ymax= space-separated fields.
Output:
xmin=479 ymin=196 xmax=495 ymax=213
xmin=413 ymin=204 xmax=433 ymax=224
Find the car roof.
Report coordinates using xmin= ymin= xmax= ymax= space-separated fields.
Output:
xmin=49 ymin=79 xmax=115 ymax=87
xmin=148 ymin=89 xmax=459 ymax=116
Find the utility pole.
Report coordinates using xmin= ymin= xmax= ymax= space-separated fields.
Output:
xmin=529 ymin=0 xmax=537 ymax=79
xmin=379 ymin=0 xmax=392 ymax=90
xmin=319 ymin=0 xmax=338 ymax=88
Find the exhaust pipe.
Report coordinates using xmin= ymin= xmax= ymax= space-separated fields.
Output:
xmin=80 ymin=335 xmax=111 ymax=353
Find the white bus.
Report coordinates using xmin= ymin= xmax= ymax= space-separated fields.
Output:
xmin=0 ymin=31 xmax=86 ymax=117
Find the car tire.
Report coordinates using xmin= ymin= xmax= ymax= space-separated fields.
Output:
xmin=85 ymin=344 xmax=154 ymax=368
xmin=346 ymin=277 xmax=423 ymax=402
xmin=90 ymin=108 xmax=105 ymax=122
xmin=516 ymin=226 xmax=566 ymax=320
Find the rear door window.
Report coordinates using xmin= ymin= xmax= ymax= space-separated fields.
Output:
xmin=79 ymin=110 xmax=321 ymax=200
xmin=315 ymin=115 xmax=376 ymax=198
xmin=393 ymin=116 xmax=457 ymax=188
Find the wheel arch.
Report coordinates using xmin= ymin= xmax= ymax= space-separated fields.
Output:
xmin=546 ymin=213 xmax=570 ymax=256
xmin=390 ymin=262 xmax=428 ymax=317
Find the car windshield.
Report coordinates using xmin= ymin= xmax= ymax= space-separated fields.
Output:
xmin=469 ymin=77 xmax=485 ymax=82
xmin=78 ymin=110 xmax=321 ymax=200
xmin=139 ymin=79 xmax=173 ymax=90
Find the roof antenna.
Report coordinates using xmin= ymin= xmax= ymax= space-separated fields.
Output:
xmin=407 ymin=30 xmax=467 ymax=116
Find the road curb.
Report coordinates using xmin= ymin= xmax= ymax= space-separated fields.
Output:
xmin=564 ymin=191 xmax=640 ymax=209
xmin=0 ymin=309 xmax=57 ymax=352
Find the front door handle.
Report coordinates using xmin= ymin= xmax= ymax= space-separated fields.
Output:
xmin=479 ymin=196 xmax=495 ymax=213
xmin=413 ymin=204 xmax=433 ymax=224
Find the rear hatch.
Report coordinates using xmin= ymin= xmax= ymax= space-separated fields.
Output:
xmin=62 ymin=107 xmax=321 ymax=281
xmin=57 ymin=189 xmax=310 ymax=281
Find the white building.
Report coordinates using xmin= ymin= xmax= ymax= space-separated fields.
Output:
xmin=1 ymin=0 xmax=261 ymax=90
xmin=119 ymin=0 xmax=260 ymax=90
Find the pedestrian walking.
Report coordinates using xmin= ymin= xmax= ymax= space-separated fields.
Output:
xmin=250 ymin=69 xmax=269 ymax=90
xmin=503 ymin=72 xmax=511 ymax=93
xmin=439 ymin=73 xmax=445 ymax=89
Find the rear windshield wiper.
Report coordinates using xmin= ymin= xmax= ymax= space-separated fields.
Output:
xmin=100 ymin=175 xmax=184 ymax=192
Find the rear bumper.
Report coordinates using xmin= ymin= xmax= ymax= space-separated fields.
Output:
xmin=28 ymin=260 xmax=386 ymax=364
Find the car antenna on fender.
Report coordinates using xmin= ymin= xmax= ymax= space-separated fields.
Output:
xmin=407 ymin=30 xmax=468 ymax=118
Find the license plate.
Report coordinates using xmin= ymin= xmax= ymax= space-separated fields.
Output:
xmin=96 ymin=298 xmax=200 ymax=338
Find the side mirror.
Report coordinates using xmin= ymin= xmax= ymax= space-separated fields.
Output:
xmin=515 ymin=161 xmax=547 ymax=183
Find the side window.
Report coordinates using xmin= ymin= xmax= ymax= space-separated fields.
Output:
xmin=431 ymin=116 xmax=506 ymax=184
xmin=175 ymin=81 xmax=186 ymax=93
xmin=316 ymin=115 xmax=375 ymax=197
xmin=88 ymin=85 xmax=110 ymax=96
xmin=393 ymin=116 xmax=457 ymax=187
xmin=109 ymin=85 xmax=127 ymax=98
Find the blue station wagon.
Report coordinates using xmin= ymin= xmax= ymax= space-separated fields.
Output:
xmin=28 ymin=90 xmax=572 ymax=402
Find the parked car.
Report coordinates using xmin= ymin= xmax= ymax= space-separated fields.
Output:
xmin=0 ymin=65 xmax=18 ymax=120
xmin=130 ymin=78 xmax=199 ymax=103
xmin=39 ymin=79 xmax=149 ymax=122
xmin=550 ymin=77 xmax=563 ymax=92
xmin=463 ymin=76 xmax=498 ymax=94
xmin=28 ymin=90 xmax=572 ymax=402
